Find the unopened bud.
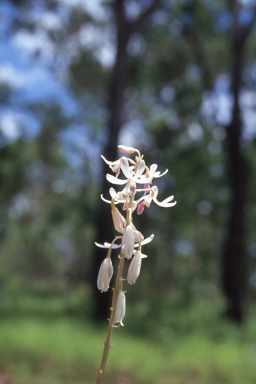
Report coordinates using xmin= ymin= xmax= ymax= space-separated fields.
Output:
xmin=111 ymin=205 xmax=126 ymax=233
xmin=118 ymin=145 xmax=140 ymax=156
xmin=127 ymin=251 xmax=146 ymax=285
xmin=97 ymin=258 xmax=114 ymax=292
xmin=122 ymin=225 xmax=134 ymax=259
xmin=114 ymin=292 xmax=126 ymax=326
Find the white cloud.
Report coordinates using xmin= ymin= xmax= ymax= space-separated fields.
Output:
xmin=0 ymin=114 xmax=20 ymax=142
xmin=12 ymin=29 xmax=55 ymax=60
xmin=57 ymin=0 xmax=110 ymax=21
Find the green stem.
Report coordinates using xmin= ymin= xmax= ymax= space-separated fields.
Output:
xmin=96 ymin=251 xmax=125 ymax=384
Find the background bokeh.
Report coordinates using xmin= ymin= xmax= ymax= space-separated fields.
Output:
xmin=0 ymin=0 xmax=256 ymax=383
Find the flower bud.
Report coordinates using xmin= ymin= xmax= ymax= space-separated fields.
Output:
xmin=127 ymin=251 xmax=142 ymax=285
xmin=118 ymin=145 xmax=140 ymax=156
xmin=114 ymin=292 xmax=126 ymax=326
xmin=111 ymin=205 xmax=126 ymax=233
xmin=97 ymin=258 xmax=113 ymax=292
xmin=122 ymin=225 xmax=134 ymax=259
xmin=137 ymin=200 xmax=146 ymax=215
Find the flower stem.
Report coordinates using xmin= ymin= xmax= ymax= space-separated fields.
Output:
xmin=96 ymin=251 xmax=125 ymax=384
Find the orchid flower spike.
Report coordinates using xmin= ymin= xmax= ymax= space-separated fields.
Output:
xmin=95 ymin=145 xmax=176 ymax=383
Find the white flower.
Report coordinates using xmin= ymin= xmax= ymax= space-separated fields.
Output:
xmin=127 ymin=250 xmax=147 ymax=285
xmin=114 ymin=292 xmax=126 ymax=326
xmin=97 ymin=258 xmax=114 ymax=292
xmin=135 ymin=186 xmax=176 ymax=210
xmin=140 ymin=164 xmax=168 ymax=183
xmin=95 ymin=234 xmax=154 ymax=250
xmin=151 ymin=186 xmax=177 ymax=207
xmin=101 ymin=155 xmax=121 ymax=177
xmin=122 ymin=224 xmax=135 ymax=259
xmin=106 ymin=157 xmax=152 ymax=188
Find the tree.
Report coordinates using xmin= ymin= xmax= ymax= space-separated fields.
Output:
xmin=221 ymin=0 xmax=256 ymax=323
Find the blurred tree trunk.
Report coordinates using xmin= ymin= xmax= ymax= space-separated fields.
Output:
xmin=92 ymin=0 xmax=161 ymax=321
xmin=221 ymin=2 xmax=256 ymax=323
xmin=182 ymin=0 xmax=256 ymax=323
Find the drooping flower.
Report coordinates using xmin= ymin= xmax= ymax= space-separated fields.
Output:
xmin=97 ymin=257 xmax=114 ymax=292
xmin=122 ymin=224 xmax=135 ymax=259
xmin=127 ymin=250 xmax=147 ymax=285
xmin=114 ymin=292 xmax=126 ymax=326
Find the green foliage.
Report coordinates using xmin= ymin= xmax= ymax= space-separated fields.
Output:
xmin=1 ymin=0 xmax=256 ymax=327
xmin=1 ymin=292 xmax=256 ymax=383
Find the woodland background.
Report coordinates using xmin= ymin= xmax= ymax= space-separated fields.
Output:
xmin=1 ymin=0 xmax=256 ymax=383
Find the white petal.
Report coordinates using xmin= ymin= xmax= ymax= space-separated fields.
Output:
xmin=151 ymin=185 xmax=158 ymax=197
xmin=100 ymin=194 xmax=112 ymax=204
xmin=95 ymin=235 xmax=154 ymax=251
xmin=135 ymin=160 xmax=145 ymax=177
xmin=105 ymin=242 xmax=122 ymax=249
xmin=106 ymin=174 xmax=127 ymax=185
xmin=161 ymin=195 xmax=175 ymax=203
xmin=150 ymin=164 xmax=158 ymax=173
xmin=101 ymin=155 xmax=116 ymax=166
xmin=153 ymin=197 xmax=177 ymax=207
xmin=109 ymin=187 xmax=117 ymax=198
xmin=153 ymin=169 xmax=168 ymax=178
xmin=137 ymin=234 xmax=154 ymax=247
xmin=120 ymin=157 xmax=132 ymax=179
xmin=95 ymin=242 xmax=111 ymax=249
xmin=134 ymin=175 xmax=153 ymax=184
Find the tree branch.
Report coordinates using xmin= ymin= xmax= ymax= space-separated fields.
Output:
xmin=126 ymin=0 xmax=161 ymax=36
xmin=238 ymin=6 xmax=256 ymax=48
xmin=230 ymin=1 xmax=256 ymax=49
xmin=182 ymin=28 xmax=213 ymax=90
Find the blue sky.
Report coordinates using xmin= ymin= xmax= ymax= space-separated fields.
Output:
xmin=0 ymin=0 xmax=108 ymax=170
xmin=1 ymin=0 xmax=256 ymax=150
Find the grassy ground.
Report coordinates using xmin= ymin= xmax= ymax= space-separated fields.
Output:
xmin=0 ymin=291 xmax=256 ymax=383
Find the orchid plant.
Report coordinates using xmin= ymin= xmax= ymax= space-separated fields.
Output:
xmin=95 ymin=145 xmax=176 ymax=384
